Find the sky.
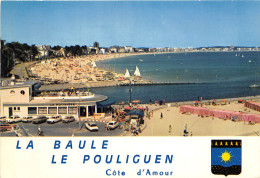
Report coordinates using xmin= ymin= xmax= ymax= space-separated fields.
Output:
xmin=1 ymin=1 xmax=260 ymax=48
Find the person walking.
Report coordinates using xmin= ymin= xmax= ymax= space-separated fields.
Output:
xmin=37 ymin=126 xmax=41 ymax=135
xmin=160 ymin=112 xmax=163 ymax=119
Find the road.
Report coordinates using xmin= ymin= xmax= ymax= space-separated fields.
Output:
xmin=0 ymin=121 xmax=125 ymax=137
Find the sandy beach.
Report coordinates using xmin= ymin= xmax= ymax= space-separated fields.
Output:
xmin=29 ymin=53 xmax=150 ymax=88
xmin=140 ymin=100 xmax=260 ymax=136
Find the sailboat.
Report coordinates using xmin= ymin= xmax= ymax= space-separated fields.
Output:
xmin=134 ymin=66 xmax=141 ymax=78
xmin=124 ymin=68 xmax=130 ymax=79
xmin=91 ymin=61 xmax=97 ymax=68
xmin=249 ymin=72 xmax=260 ymax=88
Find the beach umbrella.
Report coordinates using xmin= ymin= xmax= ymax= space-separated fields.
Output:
xmin=137 ymin=107 xmax=146 ymax=111
xmin=125 ymin=106 xmax=132 ymax=110
xmin=195 ymin=101 xmax=200 ymax=103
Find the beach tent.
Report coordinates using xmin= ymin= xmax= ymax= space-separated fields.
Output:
xmin=126 ymin=109 xmax=144 ymax=117
xmin=180 ymin=105 xmax=260 ymax=123
xmin=97 ymin=98 xmax=116 ymax=108
xmin=244 ymin=101 xmax=260 ymax=112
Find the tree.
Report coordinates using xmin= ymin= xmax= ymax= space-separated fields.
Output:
xmin=30 ymin=45 xmax=39 ymax=61
xmin=1 ymin=40 xmax=14 ymax=77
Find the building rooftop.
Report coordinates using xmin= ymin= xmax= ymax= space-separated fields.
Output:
xmin=3 ymin=94 xmax=108 ymax=106
xmin=0 ymin=80 xmax=40 ymax=90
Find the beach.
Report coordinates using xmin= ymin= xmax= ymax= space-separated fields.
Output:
xmin=140 ymin=99 xmax=260 ymax=136
xmin=28 ymin=53 xmax=151 ymax=90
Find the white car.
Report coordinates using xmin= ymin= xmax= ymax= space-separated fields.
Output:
xmin=22 ymin=116 xmax=35 ymax=123
xmin=62 ymin=116 xmax=75 ymax=123
xmin=85 ymin=122 xmax=99 ymax=131
xmin=107 ymin=121 xmax=119 ymax=130
xmin=6 ymin=115 xmax=22 ymax=123
xmin=47 ymin=116 xmax=62 ymax=124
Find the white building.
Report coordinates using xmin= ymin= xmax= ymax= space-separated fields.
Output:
xmin=0 ymin=80 xmax=114 ymax=119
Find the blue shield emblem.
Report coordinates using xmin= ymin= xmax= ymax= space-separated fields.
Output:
xmin=211 ymin=140 xmax=241 ymax=176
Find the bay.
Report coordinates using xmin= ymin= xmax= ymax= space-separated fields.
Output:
xmin=94 ymin=52 xmax=260 ymax=103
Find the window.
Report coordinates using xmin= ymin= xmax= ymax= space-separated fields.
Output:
xmin=58 ymin=107 xmax=67 ymax=114
xmin=38 ymin=107 xmax=47 ymax=114
xmin=17 ymin=107 xmax=20 ymax=111
xmin=68 ymin=107 xmax=77 ymax=114
xmin=28 ymin=107 xmax=37 ymax=114
xmin=14 ymin=107 xmax=16 ymax=111
xmin=20 ymin=90 xmax=25 ymax=95
xmin=10 ymin=90 xmax=15 ymax=94
xmin=48 ymin=107 xmax=57 ymax=114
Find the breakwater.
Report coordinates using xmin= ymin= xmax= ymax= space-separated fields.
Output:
xmin=39 ymin=81 xmax=207 ymax=91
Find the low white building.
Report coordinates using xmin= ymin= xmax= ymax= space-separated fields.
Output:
xmin=0 ymin=80 xmax=114 ymax=119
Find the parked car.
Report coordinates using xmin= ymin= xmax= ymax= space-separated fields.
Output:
xmin=22 ymin=116 xmax=35 ymax=123
xmin=107 ymin=121 xmax=120 ymax=130
xmin=32 ymin=116 xmax=48 ymax=124
xmin=85 ymin=122 xmax=98 ymax=131
xmin=47 ymin=116 xmax=62 ymax=124
xmin=0 ymin=121 xmax=12 ymax=132
xmin=0 ymin=116 xmax=6 ymax=121
xmin=62 ymin=116 xmax=75 ymax=123
xmin=6 ymin=115 xmax=22 ymax=124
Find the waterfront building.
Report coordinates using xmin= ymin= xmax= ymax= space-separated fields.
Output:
xmin=118 ymin=47 xmax=126 ymax=53
xmin=36 ymin=45 xmax=51 ymax=58
xmin=0 ymin=79 xmax=114 ymax=120
xmin=110 ymin=47 xmax=117 ymax=53
xmin=93 ymin=42 xmax=99 ymax=48
xmin=125 ymin=46 xmax=134 ymax=53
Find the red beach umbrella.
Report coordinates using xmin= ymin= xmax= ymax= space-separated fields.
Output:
xmin=125 ymin=106 xmax=132 ymax=110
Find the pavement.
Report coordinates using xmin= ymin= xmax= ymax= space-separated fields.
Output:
xmin=10 ymin=62 xmax=34 ymax=78
xmin=0 ymin=121 xmax=124 ymax=137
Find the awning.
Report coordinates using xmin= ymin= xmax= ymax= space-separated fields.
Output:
xmin=97 ymin=98 xmax=116 ymax=108
xmin=126 ymin=109 xmax=144 ymax=117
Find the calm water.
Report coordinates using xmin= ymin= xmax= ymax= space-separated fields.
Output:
xmin=94 ymin=52 xmax=260 ymax=103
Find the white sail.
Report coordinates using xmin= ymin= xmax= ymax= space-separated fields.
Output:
xmin=92 ymin=61 xmax=97 ymax=68
xmin=124 ymin=69 xmax=130 ymax=78
xmin=134 ymin=66 xmax=141 ymax=77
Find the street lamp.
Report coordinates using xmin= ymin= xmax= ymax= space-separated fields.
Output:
xmin=129 ymin=79 xmax=132 ymax=104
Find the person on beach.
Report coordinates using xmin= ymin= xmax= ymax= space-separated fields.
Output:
xmin=169 ymin=125 xmax=172 ymax=133
xmin=160 ymin=112 xmax=163 ymax=119
xmin=38 ymin=126 xmax=41 ymax=135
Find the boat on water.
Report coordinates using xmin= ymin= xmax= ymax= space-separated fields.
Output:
xmin=242 ymin=55 xmax=244 ymax=58
xmin=249 ymin=84 xmax=260 ymax=88
xmin=134 ymin=66 xmax=141 ymax=78
xmin=91 ymin=61 xmax=97 ymax=68
xmin=249 ymin=72 xmax=259 ymax=88
xmin=124 ymin=68 xmax=130 ymax=79
xmin=248 ymin=60 xmax=252 ymax=63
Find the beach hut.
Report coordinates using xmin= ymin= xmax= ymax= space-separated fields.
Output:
xmin=126 ymin=109 xmax=145 ymax=128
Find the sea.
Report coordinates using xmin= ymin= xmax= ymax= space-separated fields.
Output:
xmin=95 ymin=52 xmax=260 ymax=104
